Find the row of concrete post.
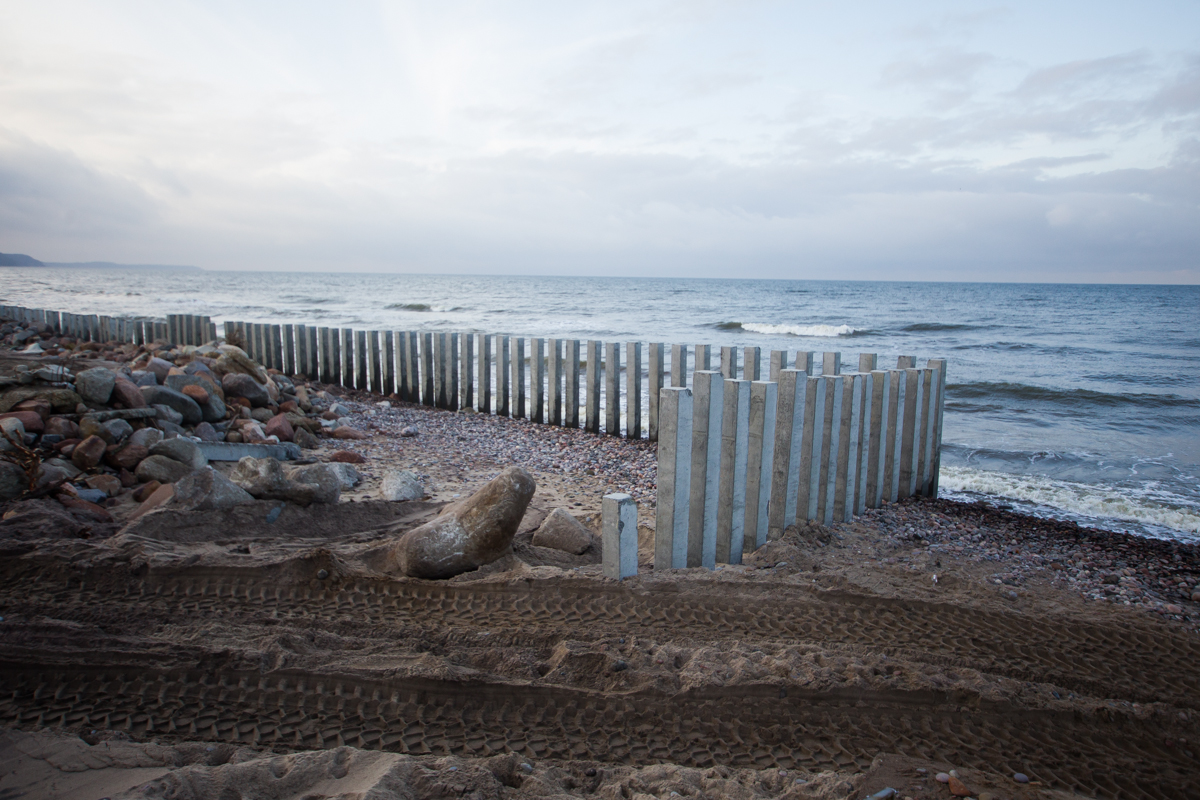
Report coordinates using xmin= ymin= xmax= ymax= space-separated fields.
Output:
xmin=0 ymin=305 xmax=181 ymax=347
xmin=654 ymin=353 xmax=947 ymax=569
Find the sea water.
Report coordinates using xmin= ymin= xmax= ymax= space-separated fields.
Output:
xmin=3 ymin=269 xmax=1198 ymax=542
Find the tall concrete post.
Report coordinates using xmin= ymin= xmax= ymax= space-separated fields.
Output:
xmin=716 ymin=380 xmax=750 ymax=563
xmin=670 ymin=344 xmax=688 ymax=388
xmin=512 ymin=337 xmax=526 ymax=419
xmin=865 ymin=370 xmax=891 ymax=509
xmin=647 ymin=343 xmax=664 ymax=441
xmin=927 ymin=359 xmax=947 ymax=497
xmin=819 ymin=375 xmax=846 ymax=525
xmin=283 ymin=324 xmax=296 ymax=375
xmin=421 ymin=332 xmax=434 ymax=405
xmin=654 ymin=386 xmax=693 ymax=570
xmin=369 ymin=330 xmax=382 ymax=393
xmin=306 ymin=327 xmax=318 ymax=384
xmin=532 ymin=338 xmax=546 ymax=423
xmin=459 ymin=333 xmax=474 ymax=411
xmin=822 ymin=352 xmax=841 ymax=375
xmin=743 ymin=382 xmax=777 ymax=554
xmin=769 ymin=369 xmax=808 ymax=539
xmin=859 ymin=353 xmax=878 ymax=372
xmin=743 ymin=347 xmax=761 ymax=381
xmin=602 ymin=493 xmax=638 ymax=581
xmin=795 ymin=375 xmax=823 ymax=523
xmin=272 ymin=325 xmax=285 ymax=371
xmin=898 ymin=368 xmax=922 ymax=498
xmin=338 ymin=328 xmax=352 ymax=388
xmin=295 ymin=324 xmax=309 ymax=378
xmin=383 ymin=331 xmax=395 ymax=395
xmin=448 ymin=332 xmax=460 ymax=410
xmin=916 ymin=367 xmax=934 ymax=496
xmin=626 ymin=342 xmax=642 ymax=439
xmin=833 ymin=373 xmax=864 ymax=522
xmin=432 ymin=333 xmax=444 ymax=407
xmin=687 ymin=371 xmax=723 ymax=569
xmin=769 ymin=350 xmax=788 ymax=382
xmin=547 ymin=338 xmax=561 ymax=425
xmin=815 ymin=374 xmax=838 ymax=522
xmin=720 ymin=346 xmax=737 ymax=378
xmin=585 ymin=340 xmax=601 ymax=433
xmin=497 ymin=336 xmax=511 ymax=416
xmin=477 ymin=334 xmax=492 ymax=413
xmin=883 ymin=368 xmax=905 ymax=502
xmin=318 ymin=328 xmax=331 ymax=383
xmin=794 ymin=351 xmax=814 ymax=375
xmin=694 ymin=344 xmax=711 ymax=371
xmin=402 ymin=332 xmax=417 ymax=402
xmin=605 ymin=342 xmax=620 ymax=435
xmin=565 ymin=339 xmax=581 ymax=428
xmin=356 ymin=330 xmax=368 ymax=391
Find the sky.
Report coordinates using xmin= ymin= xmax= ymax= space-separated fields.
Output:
xmin=1 ymin=1 xmax=1198 ymax=282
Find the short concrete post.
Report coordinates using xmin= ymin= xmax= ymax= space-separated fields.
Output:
xmin=402 ymin=332 xmax=417 ymax=401
xmin=670 ymin=344 xmax=688 ymax=388
xmin=927 ymin=359 xmax=947 ymax=497
xmin=585 ymin=340 xmax=601 ymax=433
xmin=368 ymin=330 xmax=382 ymax=393
xmin=421 ymin=332 xmax=434 ymax=405
xmin=565 ymin=339 xmax=581 ymax=428
xmin=547 ymin=338 xmax=561 ymax=424
xmin=743 ymin=381 xmax=777 ymax=554
xmin=865 ymin=370 xmax=891 ymax=509
xmin=512 ymin=337 xmax=525 ymax=418
xmin=448 ymin=332 xmax=460 ymax=410
xmin=833 ymin=373 xmax=864 ymax=522
xmin=687 ymin=371 xmax=723 ymax=569
xmin=896 ymin=355 xmax=916 ymax=369
xmin=647 ymin=343 xmax=664 ymax=441
xmin=769 ymin=369 xmax=807 ymax=539
xmin=859 ymin=353 xmax=878 ymax=372
xmin=716 ymin=379 xmax=750 ymax=563
xmin=795 ymin=375 xmax=823 ymax=523
xmin=383 ymin=331 xmax=396 ymax=394
xmin=605 ymin=342 xmax=620 ymax=435
xmin=432 ymin=333 xmax=444 ymax=406
xmin=306 ymin=327 xmax=317 ymax=381
xmin=695 ymin=344 xmax=711 ymax=371
xmin=317 ymin=328 xmax=330 ymax=383
xmin=626 ymin=342 xmax=641 ymax=439
xmin=795 ymin=350 xmax=814 ymax=376
xmin=654 ymin=386 xmax=693 ymax=570
xmin=353 ymin=329 xmax=366 ymax=390
xmin=336 ymin=329 xmax=350 ymax=387
xmin=478 ymin=334 xmax=492 ymax=413
xmin=602 ymin=493 xmax=638 ymax=581
xmin=459 ymin=332 xmax=474 ymax=411
xmin=769 ymin=350 xmax=787 ymax=382
xmin=822 ymin=352 xmax=841 ymax=375
xmin=531 ymin=338 xmax=546 ymax=423
xmin=743 ymin=347 xmax=761 ymax=381
xmin=283 ymin=324 xmax=295 ymax=374
xmin=295 ymin=324 xmax=308 ymax=377
xmin=898 ymin=368 xmax=922 ymax=498
xmin=720 ymin=346 xmax=737 ymax=378
xmin=498 ymin=336 xmax=511 ymax=416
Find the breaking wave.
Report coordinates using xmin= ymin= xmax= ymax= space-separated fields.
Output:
xmin=714 ymin=322 xmax=859 ymax=337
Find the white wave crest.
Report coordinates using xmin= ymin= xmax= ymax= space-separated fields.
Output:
xmin=741 ymin=323 xmax=857 ymax=337
xmin=938 ymin=466 xmax=1200 ymax=537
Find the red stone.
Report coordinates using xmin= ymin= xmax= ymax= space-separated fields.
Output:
xmin=330 ymin=450 xmax=366 ymax=464
xmin=948 ymin=776 xmax=971 ymax=797
xmin=182 ymin=384 xmax=210 ymax=405
xmin=0 ymin=410 xmax=44 ymax=433
xmin=119 ymin=468 xmax=138 ymax=487
xmin=332 ymin=426 xmax=368 ymax=440
xmin=279 ymin=400 xmax=298 ymax=413
xmin=106 ymin=443 xmax=149 ymax=471
xmin=44 ymin=417 xmax=80 ymax=438
xmin=132 ymin=480 xmax=162 ymax=502
xmin=57 ymin=496 xmax=114 ymax=523
xmin=12 ymin=398 xmax=51 ymax=421
xmin=71 ymin=435 xmax=108 ymax=470
xmin=110 ymin=376 xmax=148 ymax=408
xmin=264 ymin=413 xmax=294 ymax=442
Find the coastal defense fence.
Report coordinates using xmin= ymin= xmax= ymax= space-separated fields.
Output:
xmin=653 ymin=355 xmax=946 ymax=570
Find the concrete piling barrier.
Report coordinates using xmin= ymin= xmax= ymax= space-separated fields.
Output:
xmin=822 ymin=352 xmax=841 ymax=375
xmin=383 ymin=331 xmax=395 ymax=394
xmin=626 ymin=341 xmax=641 ymax=439
xmin=512 ymin=337 xmax=526 ymax=419
xmin=716 ymin=379 xmax=751 ymax=563
xmin=769 ymin=368 xmax=808 ymax=539
xmin=720 ymin=346 xmax=737 ymax=378
xmin=498 ymin=336 xmax=511 ymax=417
xmin=648 ymin=343 xmax=664 ymax=441
xmin=654 ymin=386 xmax=693 ymax=570
xmin=547 ymin=338 xmax=561 ymax=424
xmin=338 ymin=328 xmax=353 ymax=389
xmin=695 ymin=344 xmax=711 ymax=371
xmin=794 ymin=375 xmax=822 ymax=523
xmin=460 ymin=333 xmax=474 ymax=411
xmin=865 ymin=370 xmax=890 ymax=508
xmin=404 ymin=332 xmax=419 ymax=402
xmin=859 ymin=352 xmax=878 ymax=372
xmin=368 ymin=330 xmax=382 ymax=393
xmin=820 ymin=374 xmax=846 ymax=525
xmin=897 ymin=355 xmax=916 ymax=369
xmin=585 ymin=340 xmax=601 ymax=433
xmin=687 ymin=370 xmax=724 ymax=569
xmin=670 ymin=344 xmax=688 ymax=388
xmin=565 ymin=339 xmax=581 ymax=428
xmin=602 ymin=493 xmax=638 ymax=581
xmin=355 ymin=329 xmax=368 ymax=391
xmin=898 ymin=368 xmax=922 ymax=498
xmin=744 ymin=381 xmax=777 ymax=553
xmin=769 ymin=350 xmax=787 ymax=382
xmin=296 ymin=324 xmax=309 ymax=377
xmin=605 ymin=342 xmax=620 ymax=436
xmin=884 ymin=368 xmax=904 ymax=502
xmin=928 ymin=358 xmax=947 ymax=496
xmin=532 ymin=338 xmax=546 ymax=424
xmin=833 ymin=373 xmax=864 ymax=522
xmin=743 ymin=347 xmax=760 ymax=381
xmin=477 ymin=334 xmax=491 ymax=413
xmin=421 ymin=332 xmax=434 ymax=406
xmin=917 ymin=366 xmax=935 ymax=496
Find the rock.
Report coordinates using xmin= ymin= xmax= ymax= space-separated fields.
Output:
xmin=181 ymin=384 xmax=210 ymax=405
xmin=399 ymin=425 xmax=419 ymax=437
xmin=44 ymin=417 xmax=80 ymax=438
xmin=249 ymin=407 xmax=274 ymax=423
xmin=380 ymin=470 xmax=424 ymax=502
xmin=947 ymin=776 xmax=971 ymax=797
xmin=326 ymin=462 xmax=362 ymax=489
xmin=71 ymin=435 xmax=109 ymax=470
xmin=0 ymin=461 xmax=26 ymax=501
xmin=193 ymin=440 xmax=302 ymax=462
xmin=194 ymin=422 xmax=222 ymax=442
xmin=264 ymin=413 xmax=294 ymax=442
xmin=214 ymin=346 xmax=269 ymax=383
xmin=330 ymin=450 xmax=365 ymax=464
xmin=172 ymin=466 xmax=255 ymax=511
xmin=1013 ymin=773 xmax=1030 ymax=784
xmin=70 ymin=486 xmax=109 ymax=504
xmin=221 ymin=373 xmax=270 ymax=407
xmin=101 ymin=419 xmax=134 ymax=442
xmin=129 ymin=428 xmax=164 ymax=449
xmin=132 ymin=481 xmax=162 ymax=502
xmin=149 ymin=437 xmax=207 ymax=470
xmin=40 ymin=458 xmax=82 ymax=482
xmin=935 ymin=773 xmax=950 ymax=783
xmin=156 ymin=419 xmax=188 ymax=438
xmin=0 ymin=416 xmax=26 ymax=443
xmin=131 ymin=371 xmax=158 ymax=387
xmin=110 ymin=376 xmax=148 ymax=408
xmin=11 ymin=398 xmax=51 ymax=421
xmin=57 ymin=496 xmax=113 ymax=523
xmin=128 ymin=482 xmax=175 ymax=520
xmin=332 ymin=426 xmax=368 ymax=440
xmin=79 ymin=416 xmax=113 ymax=443
xmin=1 ymin=411 xmax=42 ymax=434
xmin=152 ymin=402 xmax=185 ymax=425
xmin=0 ymin=387 xmax=83 ymax=414
xmin=74 ymin=367 xmax=116 ymax=405
xmin=294 ymin=428 xmax=320 ymax=449
xmin=282 ymin=463 xmax=342 ymax=504
xmin=230 ymin=457 xmax=318 ymax=506
xmin=84 ymin=474 xmax=123 ymax=497
xmin=532 ymin=508 xmax=593 ymax=554
xmin=134 ymin=454 xmax=193 ymax=484
xmin=0 ymin=498 xmax=88 ymax=538
xmin=241 ymin=421 xmax=268 ymax=443
xmin=141 ymin=386 xmax=203 ymax=426
xmin=146 ymin=357 xmax=174 ymax=383
xmin=392 ymin=466 xmax=535 ymax=579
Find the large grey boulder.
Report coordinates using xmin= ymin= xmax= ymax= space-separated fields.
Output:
xmin=221 ymin=373 xmax=270 ymax=407
xmin=327 ymin=462 xmax=362 ymax=490
xmin=0 ymin=461 xmax=26 ymax=501
xmin=531 ymin=508 xmax=594 ymax=555
xmin=392 ymin=466 xmax=535 ymax=579
xmin=101 ymin=418 xmax=134 ymax=443
xmin=135 ymin=454 xmax=193 ymax=484
xmin=380 ymin=470 xmax=424 ymax=502
xmin=230 ymin=456 xmax=318 ymax=506
xmin=172 ymin=466 xmax=255 ymax=511
xmin=149 ymin=437 xmax=208 ymax=470
xmin=166 ymin=374 xmax=227 ymax=422
xmin=283 ymin=463 xmax=341 ymax=504
xmin=141 ymin=386 xmax=203 ymax=426
xmin=74 ymin=368 xmax=116 ymax=405
xmin=129 ymin=427 xmax=164 ymax=449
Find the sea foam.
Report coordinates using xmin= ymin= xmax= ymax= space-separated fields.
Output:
xmin=740 ymin=323 xmax=857 ymax=337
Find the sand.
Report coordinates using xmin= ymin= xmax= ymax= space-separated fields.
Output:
xmin=2 ymin=376 xmax=1199 ymax=799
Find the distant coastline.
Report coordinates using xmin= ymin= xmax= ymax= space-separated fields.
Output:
xmin=0 ymin=252 xmax=199 ymax=271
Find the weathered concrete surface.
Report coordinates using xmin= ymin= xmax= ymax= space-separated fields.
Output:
xmin=602 ymin=493 xmax=638 ymax=580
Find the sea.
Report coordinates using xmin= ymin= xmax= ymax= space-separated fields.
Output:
xmin=3 ymin=268 xmax=1198 ymax=543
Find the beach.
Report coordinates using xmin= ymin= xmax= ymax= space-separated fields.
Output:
xmin=1 ymin=320 xmax=1198 ymax=800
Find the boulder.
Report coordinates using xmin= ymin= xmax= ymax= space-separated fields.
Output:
xmin=181 ymin=384 xmax=209 ymax=405
xmin=282 ymin=463 xmax=341 ymax=504
xmin=71 ymin=435 xmax=109 ymax=470
xmin=141 ymin=386 xmax=203 ymax=426
xmin=392 ymin=466 xmax=535 ymax=579
xmin=264 ymin=413 xmax=294 ymax=442
xmin=84 ymin=474 xmax=123 ymax=497
xmin=42 ymin=458 xmax=82 ymax=480
xmin=193 ymin=422 xmax=222 ymax=442
xmin=11 ymin=398 xmax=51 ymax=421
xmin=0 ymin=388 xmax=82 ymax=414
xmin=0 ymin=460 xmax=26 ymax=501
xmin=332 ymin=426 xmax=368 ymax=440
xmin=129 ymin=427 xmax=164 ymax=449
xmin=330 ymin=450 xmax=364 ymax=463
xmin=156 ymin=419 xmax=188 ymax=438
xmin=151 ymin=404 xmax=184 ymax=425
xmin=214 ymin=346 xmax=269 ymax=383
xmin=106 ymin=443 xmax=149 ymax=471
xmin=0 ymin=499 xmax=88 ymax=538
xmin=100 ymin=419 xmax=133 ymax=442
xmin=326 ymin=462 xmax=361 ymax=490
xmin=149 ymin=437 xmax=207 ymax=470
xmin=172 ymin=466 xmax=255 ymax=511
xmin=79 ymin=416 xmax=113 ymax=443
xmin=230 ymin=457 xmax=318 ymax=506
xmin=1 ymin=411 xmax=42 ymax=434
xmin=131 ymin=371 xmax=158 ymax=387
xmin=134 ymin=454 xmax=193 ymax=485
xmin=380 ymin=470 xmax=424 ymax=502
xmin=0 ymin=416 xmax=26 ymax=443
xmin=146 ymin=357 xmax=174 ymax=383
xmin=531 ymin=508 xmax=594 ymax=555
xmin=44 ymin=417 xmax=80 ymax=439
xmin=110 ymin=376 xmax=148 ymax=408
xmin=222 ymin=373 xmax=270 ymax=407
xmin=74 ymin=367 xmax=116 ymax=405
xmin=294 ymin=428 xmax=319 ymax=449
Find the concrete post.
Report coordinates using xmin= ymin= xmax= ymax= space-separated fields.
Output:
xmin=166 ymin=315 xmax=176 ymax=345
xmin=605 ymin=342 xmax=620 ymax=435
xmin=303 ymin=326 xmax=315 ymax=380
xmin=927 ymin=359 xmax=947 ymax=497
xmin=819 ymin=375 xmax=846 ymax=525
xmin=769 ymin=369 xmax=807 ymax=539
xmin=897 ymin=355 xmax=916 ymax=369
xmin=795 ymin=375 xmax=823 ymax=523
xmin=460 ymin=333 xmax=474 ymax=411
xmin=282 ymin=324 xmax=294 ymax=374
xmin=769 ymin=350 xmax=787 ymax=382
xmin=670 ymin=344 xmax=688 ymax=388
xmin=421 ymin=332 xmax=434 ymax=405
xmin=687 ymin=371 xmax=723 ymax=569
xmin=648 ymin=343 xmax=664 ymax=441
xmin=916 ymin=367 xmax=934 ymax=496
xmin=822 ymin=352 xmax=841 ymax=375
xmin=743 ymin=381 xmax=777 ymax=554
xmin=814 ymin=374 xmax=836 ymax=521
xmin=295 ymin=324 xmax=308 ymax=377
xmin=833 ymin=374 xmax=864 ymax=522
xmin=448 ymin=332 xmax=460 ymax=410
xmin=602 ymin=493 xmax=638 ymax=581
xmin=743 ymin=347 xmax=761 ymax=381
xmin=355 ymin=330 xmax=368 ymax=391
xmin=316 ymin=328 xmax=329 ymax=383
xmin=498 ymin=336 xmax=511 ymax=416
xmin=565 ymin=339 xmax=581 ymax=428
xmin=865 ymin=370 xmax=890 ymax=509
xmin=626 ymin=341 xmax=641 ymax=439
xmin=403 ymin=332 xmax=418 ymax=402
xmin=335 ymin=329 xmax=350 ymax=387
xmin=512 ymin=337 xmax=525 ymax=419
xmin=432 ymin=333 xmax=444 ymax=406
xmin=547 ymin=338 xmax=561 ymax=424
xmin=720 ymin=346 xmax=737 ymax=378
xmin=695 ymin=344 xmax=711 ymax=371
xmin=383 ymin=331 xmax=395 ymax=395
xmin=477 ymin=334 xmax=492 ymax=413
xmin=532 ymin=338 xmax=545 ymax=423
xmin=368 ymin=331 xmax=382 ymax=393
xmin=884 ymin=368 xmax=905 ymax=502
xmin=859 ymin=353 xmax=878 ymax=372
xmin=585 ymin=340 xmax=601 ymax=433
xmin=898 ymin=368 xmax=922 ymax=498
xmin=268 ymin=325 xmax=281 ymax=370
xmin=654 ymin=386 xmax=693 ymax=570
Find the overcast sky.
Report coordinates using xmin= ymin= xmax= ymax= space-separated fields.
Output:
xmin=1 ymin=1 xmax=1198 ymax=282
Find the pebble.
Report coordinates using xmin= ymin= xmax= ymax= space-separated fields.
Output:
xmin=1013 ymin=773 xmax=1029 ymax=783
xmin=316 ymin=569 xmax=329 ymax=580
xmin=935 ymin=773 xmax=950 ymax=783
xmin=266 ymin=505 xmax=283 ymax=523
xmin=520 ymin=763 xmax=533 ymax=773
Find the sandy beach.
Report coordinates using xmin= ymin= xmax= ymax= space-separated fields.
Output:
xmin=1 ymin=326 xmax=1199 ymax=800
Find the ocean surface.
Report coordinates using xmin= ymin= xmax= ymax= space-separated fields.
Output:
xmin=3 ymin=269 xmax=1198 ymax=542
